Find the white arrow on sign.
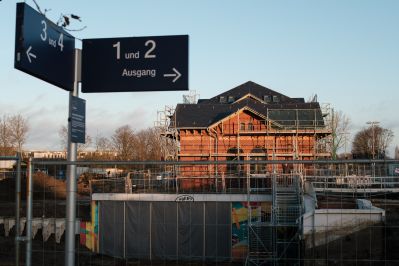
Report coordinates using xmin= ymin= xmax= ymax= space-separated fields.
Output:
xmin=26 ymin=46 xmax=37 ymax=63
xmin=163 ymin=68 xmax=181 ymax=83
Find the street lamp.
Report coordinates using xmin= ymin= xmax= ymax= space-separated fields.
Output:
xmin=367 ymin=121 xmax=379 ymax=178
xmin=366 ymin=121 xmax=379 ymax=159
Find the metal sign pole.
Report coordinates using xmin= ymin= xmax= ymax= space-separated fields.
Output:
xmin=65 ymin=49 xmax=81 ymax=266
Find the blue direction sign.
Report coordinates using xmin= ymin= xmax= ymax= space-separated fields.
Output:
xmin=81 ymin=35 xmax=188 ymax=92
xmin=14 ymin=3 xmax=75 ymax=91
xmin=70 ymin=96 xmax=86 ymax=144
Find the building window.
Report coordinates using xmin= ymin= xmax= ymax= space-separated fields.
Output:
xmin=248 ymin=122 xmax=254 ymax=131
xmin=227 ymin=147 xmax=244 ymax=175
xmin=240 ymin=123 xmax=245 ymax=131
xmin=264 ymin=95 xmax=272 ymax=103
xmin=250 ymin=146 xmax=267 ymax=174
xmin=228 ymin=96 xmax=235 ymax=103
xmin=219 ymin=96 xmax=227 ymax=103
xmin=273 ymin=95 xmax=280 ymax=103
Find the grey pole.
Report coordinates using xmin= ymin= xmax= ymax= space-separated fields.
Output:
xmin=65 ymin=48 xmax=81 ymax=266
xmin=26 ymin=157 xmax=33 ymax=266
xmin=15 ymin=152 xmax=21 ymax=266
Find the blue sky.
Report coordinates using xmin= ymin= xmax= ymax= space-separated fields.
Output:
xmin=1 ymin=0 xmax=398 ymax=155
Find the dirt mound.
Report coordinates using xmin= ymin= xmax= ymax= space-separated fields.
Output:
xmin=33 ymin=172 xmax=67 ymax=199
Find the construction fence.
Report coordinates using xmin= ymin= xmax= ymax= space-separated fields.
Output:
xmin=1 ymin=159 xmax=399 ymax=265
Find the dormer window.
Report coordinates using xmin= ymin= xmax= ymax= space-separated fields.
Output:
xmin=264 ymin=95 xmax=272 ymax=103
xmin=228 ymin=96 xmax=235 ymax=103
xmin=219 ymin=96 xmax=227 ymax=103
xmin=273 ymin=95 xmax=280 ymax=103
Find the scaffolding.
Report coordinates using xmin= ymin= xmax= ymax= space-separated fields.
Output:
xmin=155 ymin=91 xmax=201 ymax=161
xmin=154 ymin=105 xmax=179 ymax=161
xmin=246 ymin=173 xmax=303 ymax=266
xmin=170 ymin=106 xmax=333 ymax=176
xmin=318 ymin=103 xmax=333 ymax=158
xmin=155 ymin=99 xmax=332 ymax=264
xmin=182 ymin=90 xmax=200 ymax=104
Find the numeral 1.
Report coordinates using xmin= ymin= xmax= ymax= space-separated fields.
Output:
xmin=113 ymin=41 xmax=120 ymax=60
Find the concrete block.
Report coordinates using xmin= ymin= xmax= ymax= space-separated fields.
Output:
xmin=32 ymin=218 xmax=42 ymax=239
xmin=4 ymin=218 xmax=15 ymax=237
xmin=42 ymin=218 xmax=55 ymax=242
xmin=55 ymin=218 xmax=65 ymax=243
xmin=19 ymin=217 xmax=26 ymax=235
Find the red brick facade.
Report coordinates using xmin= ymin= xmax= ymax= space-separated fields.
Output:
xmin=178 ymin=109 xmax=329 ymax=177
xmin=171 ymin=82 xmax=331 ymax=177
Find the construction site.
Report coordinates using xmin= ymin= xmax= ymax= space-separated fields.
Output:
xmin=1 ymin=82 xmax=399 ymax=265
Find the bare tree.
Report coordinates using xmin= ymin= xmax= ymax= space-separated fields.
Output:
xmin=58 ymin=125 xmax=68 ymax=151
xmin=377 ymin=128 xmax=394 ymax=158
xmin=96 ymin=136 xmax=113 ymax=152
xmin=8 ymin=114 xmax=29 ymax=153
xmin=395 ymin=146 xmax=399 ymax=160
xmin=0 ymin=114 xmax=29 ymax=155
xmin=78 ymin=135 xmax=93 ymax=154
xmin=145 ymin=127 xmax=163 ymax=161
xmin=91 ymin=132 xmax=114 ymax=160
xmin=135 ymin=127 xmax=163 ymax=161
xmin=352 ymin=125 xmax=394 ymax=159
xmin=0 ymin=115 xmax=13 ymax=156
xmin=112 ymin=125 xmax=136 ymax=161
xmin=330 ymin=109 xmax=351 ymax=159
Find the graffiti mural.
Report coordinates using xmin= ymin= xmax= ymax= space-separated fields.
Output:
xmin=80 ymin=201 xmax=99 ymax=252
xmin=231 ymin=202 xmax=270 ymax=259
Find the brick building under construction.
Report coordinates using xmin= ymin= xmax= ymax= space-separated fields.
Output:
xmin=162 ymin=81 xmax=332 ymax=177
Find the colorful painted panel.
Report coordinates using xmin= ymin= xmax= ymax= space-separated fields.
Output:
xmin=80 ymin=201 xmax=99 ymax=252
xmin=232 ymin=202 xmax=270 ymax=259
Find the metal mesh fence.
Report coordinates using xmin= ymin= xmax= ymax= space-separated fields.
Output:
xmin=1 ymin=159 xmax=399 ymax=265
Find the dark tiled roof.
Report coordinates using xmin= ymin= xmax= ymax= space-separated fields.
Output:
xmin=174 ymin=81 xmax=324 ymax=128
xmin=199 ymin=81 xmax=302 ymax=104
xmin=174 ymin=104 xmax=233 ymax=128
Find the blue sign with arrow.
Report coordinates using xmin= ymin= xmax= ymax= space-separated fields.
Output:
xmin=81 ymin=35 xmax=188 ymax=92
xmin=14 ymin=3 xmax=75 ymax=91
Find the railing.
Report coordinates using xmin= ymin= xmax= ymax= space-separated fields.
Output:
xmin=306 ymin=175 xmax=399 ymax=192
xmin=274 ymin=206 xmax=301 ymax=225
xmin=302 ymin=162 xmax=399 ymax=193
xmin=0 ymin=170 xmax=27 ymax=181
xmin=90 ymin=175 xmax=273 ymax=194
xmin=275 ymin=174 xmax=298 ymax=187
xmin=222 ymin=118 xmax=329 ymax=134
xmin=0 ymin=171 xmax=15 ymax=181
xmin=24 ymin=159 xmax=399 ymax=196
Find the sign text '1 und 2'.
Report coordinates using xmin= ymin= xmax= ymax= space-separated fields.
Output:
xmin=81 ymin=35 xmax=188 ymax=92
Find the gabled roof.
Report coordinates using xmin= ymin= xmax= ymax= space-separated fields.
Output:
xmin=233 ymin=93 xmax=267 ymax=104
xmin=198 ymin=81 xmax=304 ymax=104
xmin=207 ymin=106 xmax=267 ymax=129
xmin=173 ymin=81 xmax=324 ymax=129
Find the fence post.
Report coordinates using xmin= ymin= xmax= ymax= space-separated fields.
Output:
xmin=26 ymin=157 xmax=33 ymax=266
xmin=15 ymin=153 xmax=21 ymax=266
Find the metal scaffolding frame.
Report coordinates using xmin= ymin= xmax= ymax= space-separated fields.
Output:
xmin=246 ymin=172 xmax=303 ymax=266
xmin=159 ymin=105 xmax=333 ymax=164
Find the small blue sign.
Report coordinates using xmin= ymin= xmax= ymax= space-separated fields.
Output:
xmin=70 ymin=96 xmax=86 ymax=143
